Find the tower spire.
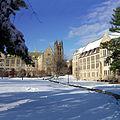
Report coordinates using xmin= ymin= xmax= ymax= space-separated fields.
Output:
xmin=34 ymin=48 xmax=37 ymax=53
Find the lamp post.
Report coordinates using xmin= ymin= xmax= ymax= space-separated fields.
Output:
xmin=68 ymin=70 xmax=70 ymax=84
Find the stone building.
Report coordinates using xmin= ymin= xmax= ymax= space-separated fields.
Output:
xmin=38 ymin=40 xmax=63 ymax=75
xmin=0 ymin=40 xmax=63 ymax=76
xmin=0 ymin=49 xmax=41 ymax=77
xmin=38 ymin=46 xmax=54 ymax=75
xmin=72 ymin=33 xmax=120 ymax=82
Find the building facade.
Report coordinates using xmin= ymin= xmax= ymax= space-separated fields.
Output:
xmin=72 ymin=33 xmax=120 ymax=82
xmin=38 ymin=46 xmax=55 ymax=75
xmin=0 ymin=50 xmax=41 ymax=76
xmin=0 ymin=40 xmax=63 ymax=76
xmin=38 ymin=40 xmax=63 ymax=75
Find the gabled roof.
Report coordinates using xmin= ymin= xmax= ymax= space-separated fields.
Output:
xmin=74 ymin=38 xmax=102 ymax=55
xmin=43 ymin=45 xmax=53 ymax=54
xmin=73 ymin=32 xmax=120 ymax=55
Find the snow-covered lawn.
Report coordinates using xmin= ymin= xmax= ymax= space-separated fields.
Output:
xmin=0 ymin=76 xmax=120 ymax=120
xmin=57 ymin=75 xmax=120 ymax=95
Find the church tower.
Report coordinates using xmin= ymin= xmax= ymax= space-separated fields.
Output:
xmin=54 ymin=40 xmax=58 ymax=62
xmin=58 ymin=40 xmax=63 ymax=61
xmin=54 ymin=40 xmax=63 ymax=63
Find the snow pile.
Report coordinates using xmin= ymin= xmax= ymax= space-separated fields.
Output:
xmin=25 ymin=87 xmax=40 ymax=92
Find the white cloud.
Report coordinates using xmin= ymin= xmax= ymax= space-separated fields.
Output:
xmin=68 ymin=0 xmax=120 ymax=46
xmin=87 ymin=0 xmax=120 ymax=24
xmin=39 ymin=38 xmax=46 ymax=42
xmin=68 ymin=23 xmax=109 ymax=38
xmin=76 ymin=29 xmax=109 ymax=46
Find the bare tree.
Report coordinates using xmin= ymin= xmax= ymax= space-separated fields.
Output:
xmin=18 ymin=69 xmax=26 ymax=80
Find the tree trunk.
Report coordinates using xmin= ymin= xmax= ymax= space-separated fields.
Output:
xmin=117 ymin=70 xmax=120 ymax=83
xmin=118 ymin=75 xmax=120 ymax=83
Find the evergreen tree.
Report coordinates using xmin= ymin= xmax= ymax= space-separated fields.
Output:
xmin=0 ymin=0 xmax=31 ymax=64
xmin=101 ymin=7 xmax=120 ymax=73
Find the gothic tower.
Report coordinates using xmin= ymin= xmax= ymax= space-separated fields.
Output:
xmin=54 ymin=40 xmax=63 ymax=63
xmin=58 ymin=40 xmax=63 ymax=61
xmin=54 ymin=40 xmax=58 ymax=62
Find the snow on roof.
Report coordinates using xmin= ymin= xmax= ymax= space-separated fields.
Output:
xmin=83 ymin=38 xmax=102 ymax=52
xmin=109 ymin=32 xmax=120 ymax=39
xmin=74 ymin=38 xmax=102 ymax=55
xmin=74 ymin=47 xmax=85 ymax=55
xmin=74 ymin=33 xmax=120 ymax=56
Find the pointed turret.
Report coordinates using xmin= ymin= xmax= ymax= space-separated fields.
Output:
xmin=61 ymin=40 xmax=63 ymax=45
xmin=54 ymin=40 xmax=58 ymax=46
xmin=34 ymin=48 xmax=37 ymax=53
xmin=104 ymin=32 xmax=109 ymax=37
xmin=101 ymin=32 xmax=110 ymax=43
xmin=54 ymin=40 xmax=63 ymax=63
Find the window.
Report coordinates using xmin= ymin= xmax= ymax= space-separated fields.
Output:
xmin=107 ymin=50 xmax=111 ymax=55
xmin=108 ymin=70 xmax=111 ymax=75
xmin=89 ymin=50 xmax=92 ymax=55
xmin=83 ymin=58 xmax=86 ymax=70
xmin=91 ymin=56 xmax=95 ymax=69
xmin=6 ymin=59 xmax=9 ymax=66
xmin=11 ymin=59 xmax=15 ymax=66
xmin=0 ymin=59 xmax=4 ymax=62
xmin=0 ymin=68 xmax=4 ymax=71
xmin=92 ymin=72 xmax=95 ymax=77
xmin=6 ymin=68 xmax=9 ymax=71
xmin=91 ymin=49 xmax=96 ymax=54
xmin=81 ymin=53 xmax=84 ymax=58
xmin=103 ymin=49 xmax=107 ymax=57
xmin=96 ymin=55 xmax=99 ymax=68
xmin=88 ymin=73 xmax=90 ymax=77
xmin=96 ymin=63 xmax=99 ymax=68
xmin=79 ymin=59 xmax=82 ymax=70
xmin=0 ymin=63 xmax=4 ymax=66
xmin=96 ymin=72 xmax=99 ymax=77
xmin=96 ymin=48 xmax=100 ymax=53
xmin=84 ymin=52 xmax=87 ymax=57
xmin=22 ymin=61 xmax=25 ymax=66
xmin=17 ymin=59 xmax=20 ymax=66
xmin=87 ymin=57 xmax=90 ymax=69
xmin=87 ymin=51 xmax=91 ymax=56
xmin=84 ymin=73 xmax=86 ymax=77
xmin=80 ymin=73 xmax=82 ymax=77
xmin=104 ymin=70 xmax=107 ymax=76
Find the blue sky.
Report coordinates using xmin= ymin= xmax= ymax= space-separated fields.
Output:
xmin=13 ymin=0 xmax=120 ymax=59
